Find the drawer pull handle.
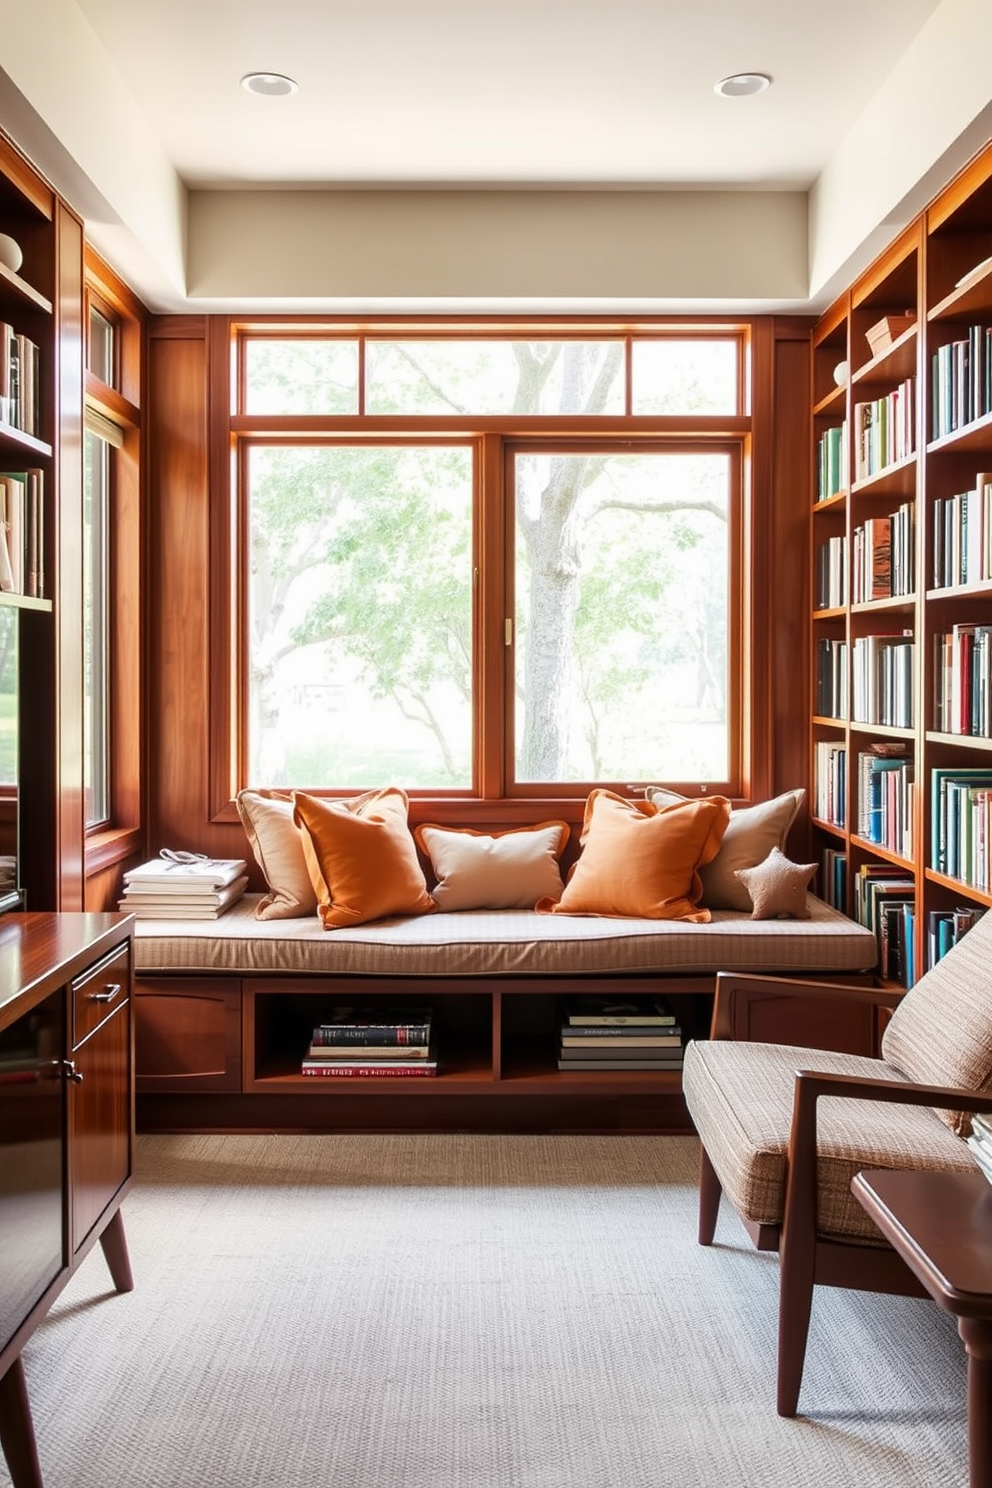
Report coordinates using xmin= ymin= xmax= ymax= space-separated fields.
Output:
xmin=61 ymin=1059 xmax=84 ymax=1084
xmin=90 ymin=982 xmax=122 ymax=1004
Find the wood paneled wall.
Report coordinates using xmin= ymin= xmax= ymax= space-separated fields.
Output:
xmin=136 ymin=315 xmax=814 ymax=898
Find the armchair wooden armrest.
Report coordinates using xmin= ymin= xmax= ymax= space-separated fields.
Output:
xmin=710 ymin=971 xmax=903 ymax=1042
xmin=784 ymin=1068 xmax=992 ymax=1255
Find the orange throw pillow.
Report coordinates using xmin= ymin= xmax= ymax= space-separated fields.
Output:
xmin=536 ymin=788 xmax=731 ymax=922
xmin=292 ymin=788 xmax=435 ymax=930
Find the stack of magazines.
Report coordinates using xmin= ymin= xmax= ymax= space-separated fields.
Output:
xmin=118 ymin=854 xmax=248 ymax=919
xmin=967 ymin=1111 xmax=992 ymax=1184
xmin=301 ymin=1006 xmax=436 ymax=1078
xmin=557 ymin=995 xmax=683 ymax=1071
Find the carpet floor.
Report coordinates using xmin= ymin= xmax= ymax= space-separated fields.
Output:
xmin=2 ymin=1132 xmax=969 ymax=1488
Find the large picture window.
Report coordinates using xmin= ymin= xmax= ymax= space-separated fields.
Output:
xmin=235 ymin=324 xmax=750 ymax=801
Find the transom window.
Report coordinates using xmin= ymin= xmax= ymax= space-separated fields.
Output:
xmin=234 ymin=324 xmax=748 ymax=799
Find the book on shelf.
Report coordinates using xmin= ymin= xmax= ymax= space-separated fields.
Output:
xmin=966 ymin=1127 xmax=992 ymax=1186
xmin=300 ymin=1058 xmax=438 ymax=1078
xmin=931 ymin=768 xmax=992 ymax=881
xmin=310 ymin=1007 xmax=433 ymax=1043
xmin=118 ymin=876 xmax=249 ymax=918
xmin=563 ymin=996 xmax=677 ymax=1026
xmin=123 ymin=854 xmax=248 ymax=888
xmin=306 ymin=1042 xmax=432 ymax=1059
xmin=559 ymin=1032 xmax=682 ymax=1048
xmin=557 ymin=1045 xmax=684 ymax=1063
xmin=556 ymin=1057 xmax=684 ymax=1071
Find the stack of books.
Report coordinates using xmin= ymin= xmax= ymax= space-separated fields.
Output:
xmin=118 ymin=856 xmax=248 ymax=918
xmin=557 ymin=995 xmax=683 ymax=1071
xmin=967 ymin=1112 xmax=992 ymax=1185
xmin=301 ymin=1006 xmax=437 ymax=1078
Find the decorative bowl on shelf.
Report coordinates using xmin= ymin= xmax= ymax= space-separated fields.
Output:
xmin=0 ymin=234 xmax=23 ymax=273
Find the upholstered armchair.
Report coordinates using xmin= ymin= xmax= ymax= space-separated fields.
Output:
xmin=682 ymin=910 xmax=992 ymax=1417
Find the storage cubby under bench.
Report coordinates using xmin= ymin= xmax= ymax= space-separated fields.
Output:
xmin=132 ymin=893 xmax=877 ymax=1135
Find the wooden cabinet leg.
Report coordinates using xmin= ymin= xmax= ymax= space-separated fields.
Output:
xmin=99 ymin=1208 xmax=134 ymax=1294
xmin=0 ymin=1356 xmax=43 ymax=1488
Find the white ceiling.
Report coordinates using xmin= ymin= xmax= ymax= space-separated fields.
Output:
xmin=4 ymin=0 xmax=992 ymax=313
xmin=73 ymin=0 xmax=941 ymax=190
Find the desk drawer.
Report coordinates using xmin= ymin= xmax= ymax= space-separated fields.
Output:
xmin=72 ymin=943 xmax=131 ymax=1049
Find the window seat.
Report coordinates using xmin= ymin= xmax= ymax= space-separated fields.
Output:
xmin=133 ymin=891 xmax=876 ymax=978
xmin=132 ymin=894 xmax=878 ymax=1138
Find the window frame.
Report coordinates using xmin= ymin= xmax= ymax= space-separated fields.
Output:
xmin=212 ymin=315 xmax=771 ymax=820
xmin=81 ymin=254 xmax=145 ymax=877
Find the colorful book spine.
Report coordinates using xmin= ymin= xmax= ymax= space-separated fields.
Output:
xmin=300 ymin=1061 xmax=437 ymax=1078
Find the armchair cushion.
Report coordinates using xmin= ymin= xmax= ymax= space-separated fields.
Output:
xmin=682 ymin=1037 xmax=975 ymax=1242
xmin=880 ymin=909 xmax=992 ymax=1135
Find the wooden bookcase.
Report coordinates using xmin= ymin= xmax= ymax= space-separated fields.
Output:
xmin=810 ymin=139 xmax=992 ymax=987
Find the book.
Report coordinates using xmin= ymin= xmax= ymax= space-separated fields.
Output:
xmin=556 ymin=1057 xmax=684 ymax=1071
xmin=966 ymin=1133 xmax=992 ymax=1185
xmin=310 ymin=1008 xmax=433 ymax=1043
xmin=118 ymin=877 xmax=248 ymax=918
xmin=564 ymin=997 xmax=676 ymax=1026
xmin=306 ymin=1042 xmax=432 ymax=1059
xmin=557 ymin=1046 xmax=684 ymax=1063
xmin=300 ymin=1059 xmax=437 ymax=1077
xmin=559 ymin=1032 xmax=682 ymax=1048
xmin=123 ymin=855 xmax=248 ymax=888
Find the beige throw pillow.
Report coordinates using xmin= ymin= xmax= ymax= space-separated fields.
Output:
xmin=415 ymin=821 xmax=570 ymax=910
xmin=236 ymin=789 xmax=318 ymax=920
xmin=644 ymin=786 xmax=805 ymax=911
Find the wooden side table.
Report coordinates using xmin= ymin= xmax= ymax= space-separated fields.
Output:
xmin=852 ymin=1167 xmax=992 ymax=1488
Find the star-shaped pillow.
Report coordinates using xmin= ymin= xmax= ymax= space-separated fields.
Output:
xmin=735 ymin=846 xmax=816 ymax=920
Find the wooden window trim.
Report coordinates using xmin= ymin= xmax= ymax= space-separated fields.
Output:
xmin=207 ymin=315 xmax=776 ymax=821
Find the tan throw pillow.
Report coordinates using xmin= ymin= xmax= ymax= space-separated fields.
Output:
xmin=236 ymin=789 xmax=318 ymax=921
xmin=644 ymin=786 xmax=805 ymax=911
xmin=734 ymin=847 xmax=816 ymax=919
xmin=293 ymin=787 xmax=435 ymax=930
xmin=881 ymin=910 xmax=992 ymax=1135
xmin=414 ymin=821 xmax=570 ymax=910
xmin=536 ymin=788 xmax=730 ymax=922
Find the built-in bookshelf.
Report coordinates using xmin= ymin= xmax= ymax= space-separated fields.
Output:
xmin=810 ymin=140 xmax=992 ymax=987
xmin=0 ymin=132 xmax=59 ymax=912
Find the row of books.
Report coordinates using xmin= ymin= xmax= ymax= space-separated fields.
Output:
xmin=967 ymin=1111 xmax=992 ymax=1187
xmin=853 ymin=863 xmax=915 ymax=987
xmin=0 ymin=323 xmax=41 ymax=438
xmin=853 ymin=378 xmax=915 ymax=483
xmin=302 ymin=1006 xmax=437 ymax=1077
xmin=814 ymin=535 xmax=846 ymax=610
xmin=851 ymin=632 xmax=914 ymax=729
xmin=813 ymin=740 xmax=846 ymax=828
xmin=815 ymin=420 xmax=848 ymax=502
xmin=118 ymin=854 xmax=248 ymax=918
xmin=0 ymin=468 xmax=44 ymax=597
xmin=814 ymin=637 xmax=848 ymax=720
xmin=557 ymin=996 xmax=682 ymax=1071
xmin=819 ymin=847 xmax=847 ymax=911
xmin=933 ymin=624 xmax=992 ymax=737
xmin=856 ymin=749 xmax=914 ymax=859
xmin=931 ymin=768 xmax=992 ymax=890
xmin=930 ymin=326 xmax=992 ymax=442
xmin=851 ymin=505 xmax=914 ymax=602
xmin=931 ymin=473 xmax=992 ymax=589
xmin=926 ymin=905 xmax=984 ymax=970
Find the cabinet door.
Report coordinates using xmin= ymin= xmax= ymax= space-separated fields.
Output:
xmin=69 ymin=996 xmax=131 ymax=1257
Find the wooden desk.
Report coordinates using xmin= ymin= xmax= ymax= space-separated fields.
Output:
xmin=852 ymin=1167 xmax=992 ymax=1488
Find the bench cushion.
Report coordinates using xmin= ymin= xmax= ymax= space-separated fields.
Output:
xmin=133 ymin=893 xmax=877 ymax=979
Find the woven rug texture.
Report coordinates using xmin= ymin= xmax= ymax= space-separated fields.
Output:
xmin=2 ymin=1132 xmax=968 ymax=1488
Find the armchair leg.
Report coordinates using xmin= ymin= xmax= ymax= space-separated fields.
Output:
xmin=698 ymin=1146 xmax=722 ymax=1246
xmin=776 ymin=1227 xmax=817 ymax=1417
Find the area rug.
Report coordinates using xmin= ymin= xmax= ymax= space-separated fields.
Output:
xmin=3 ymin=1133 xmax=968 ymax=1488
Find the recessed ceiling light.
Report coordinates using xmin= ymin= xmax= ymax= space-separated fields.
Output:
xmin=240 ymin=72 xmax=299 ymax=97
xmin=714 ymin=72 xmax=772 ymax=98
